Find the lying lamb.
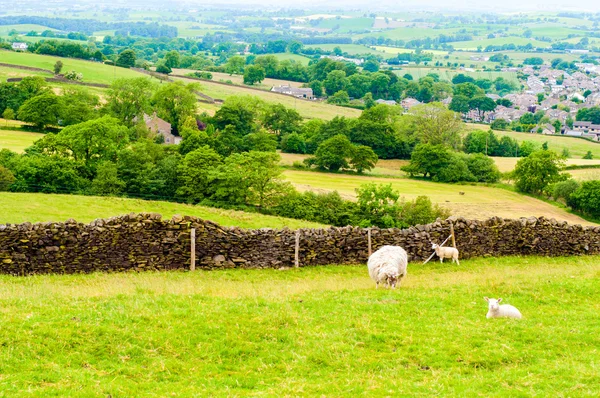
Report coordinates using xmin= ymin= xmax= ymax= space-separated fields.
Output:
xmin=367 ymin=245 xmax=408 ymax=289
xmin=431 ymin=243 xmax=460 ymax=265
xmin=485 ymin=297 xmax=522 ymax=319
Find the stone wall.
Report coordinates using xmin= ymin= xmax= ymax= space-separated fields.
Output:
xmin=1 ymin=213 xmax=599 ymax=275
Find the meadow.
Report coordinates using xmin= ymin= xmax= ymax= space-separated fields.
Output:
xmin=0 ymin=192 xmax=326 ymax=229
xmin=304 ymin=44 xmax=383 ymax=55
xmin=0 ymin=51 xmax=145 ymax=84
xmin=0 ymin=256 xmax=598 ymax=395
xmin=396 ymin=67 xmax=519 ymax=84
xmin=174 ymin=69 xmax=305 ymax=90
xmin=282 ymin=169 xmax=593 ymax=225
xmin=0 ymin=128 xmax=44 ymax=152
xmin=448 ymin=37 xmax=553 ymax=50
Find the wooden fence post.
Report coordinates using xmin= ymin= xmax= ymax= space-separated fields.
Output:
xmin=367 ymin=228 xmax=372 ymax=257
xmin=190 ymin=228 xmax=196 ymax=271
xmin=294 ymin=230 xmax=300 ymax=268
xmin=450 ymin=222 xmax=456 ymax=248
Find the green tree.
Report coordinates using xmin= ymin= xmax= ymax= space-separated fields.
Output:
xmin=287 ymin=41 xmax=303 ymax=54
xmin=106 ymin=78 xmax=155 ymax=126
xmin=164 ymin=50 xmax=180 ymax=69
xmin=91 ymin=161 xmax=126 ymax=195
xmin=262 ymin=103 xmax=302 ymax=136
xmin=326 ymin=90 xmax=350 ymax=105
xmin=513 ymin=150 xmax=567 ymax=194
xmin=363 ymin=59 xmax=380 ymax=72
xmin=401 ymin=143 xmax=452 ymax=179
xmin=468 ymin=96 xmax=497 ymax=120
xmin=350 ymin=145 xmax=378 ymax=173
xmin=155 ymin=62 xmax=172 ymax=74
xmin=176 ymin=146 xmax=222 ymax=202
xmin=0 ymin=165 xmax=15 ymax=191
xmin=449 ymin=95 xmax=470 ymax=115
xmin=2 ymin=108 xmax=15 ymax=121
xmin=410 ymin=103 xmax=463 ymax=149
xmin=17 ymin=92 xmax=64 ymax=129
xmin=254 ymin=55 xmax=279 ymax=76
xmin=583 ymin=151 xmax=594 ymax=160
xmin=60 ymin=87 xmax=100 ymax=126
xmin=243 ymin=65 xmax=266 ymax=85
xmin=53 ymin=60 xmax=63 ymax=75
xmin=243 ymin=130 xmax=277 ymax=152
xmin=324 ymin=70 xmax=348 ymax=96
xmin=307 ymin=134 xmax=354 ymax=172
xmin=465 ymin=153 xmax=501 ymax=183
xmin=116 ymin=49 xmax=136 ymax=68
xmin=151 ymin=81 xmax=198 ymax=133
xmin=568 ymin=181 xmax=600 ymax=218
xmin=225 ymin=56 xmax=245 ymax=75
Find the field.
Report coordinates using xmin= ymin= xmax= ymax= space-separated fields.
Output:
xmin=282 ymin=169 xmax=594 ymax=225
xmin=266 ymin=53 xmax=313 ymax=65
xmin=0 ymin=51 xmax=145 ymax=84
xmin=396 ymin=67 xmax=519 ymax=84
xmin=0 ymin=193 xmax=325 ymax=229
xmin=0 ymin=24 xmax=57 ymax=36
xmin=0 ymin=256 xmax=598 ymax=395
xmin=175 ymin=69 xmax=305 ymax=91
xmin=492 ymin=157 xmax=600 ymax=173
xmin=0 ymin=128 xmax=44 ymax=152
xmin=175 ymin=77 xmax=362 ymax=120
xmin=448 ymin=37 xmax=552 ymax=50
xmin=304 ymin=44 xmax=383 ymax=55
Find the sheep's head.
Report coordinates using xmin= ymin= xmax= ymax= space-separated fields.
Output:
xmin=485 ymin=297 xmax=502 ymax=311
xmin=387 ymin=273 xmax=399 ymax=288
xmin=431 ymin=243 xmax=439 ymax=250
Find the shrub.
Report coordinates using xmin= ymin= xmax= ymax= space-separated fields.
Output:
xmin=551 ymin=179 xmax=579 ymax=202
xmin=0 ymin=165 xmax=16 ymax=191
xmin=513 ymin=150 xmax=567 ymax=194
xmin=465 ymin=153 xmax=501 ymax=183
xmin=63 ymin=70 xmax=83 ymax=81
xmin=568 ymin=180 xmax=600 ymax=218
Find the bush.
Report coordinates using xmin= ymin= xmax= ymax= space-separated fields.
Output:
xmin=568 ymin=180 xmax=600 ymax=218
xmin=63 ymin=70 xmax=83 ymax=81
xmin=465 ymin=153 xmax=501 ymax=183
xmin=491 ymin=118 xmax=510 ymax=130
xmin=551 ymin=179 xmax=579 ymax=202
xmin=435 ymin=153 xmax=475 ymax=183
xmin=280 ymin=133 xmax=306 ymax=154
xmin=0 ymin=165 xmax=16 ymax=191
xmin=513 ymin=150 xmax=567 ymax=194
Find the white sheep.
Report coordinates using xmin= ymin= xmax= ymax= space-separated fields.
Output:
xmin=367 ymin=245 xmax=408 ymax=289
xmin=484 ymin=297 xmax=522 ymax=319
xmin=431 ymin=243 xmax=460 ymax=265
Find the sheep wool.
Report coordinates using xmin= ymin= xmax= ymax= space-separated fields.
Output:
xmin=367 ymin=245 xmax=408 ymax=289
xmin=485 ymin=297 xmax=522 ymax=319
xmin=431 ymin=243 xmax=460 ymax=265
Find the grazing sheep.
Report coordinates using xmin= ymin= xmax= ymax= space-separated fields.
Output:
xmin=485 ymin=297 xmax=522 ymax=319
xmin=431 ymin=243 xmax=460 ymax=265
xmin=367 ymin=245 xmax=408 ymax=289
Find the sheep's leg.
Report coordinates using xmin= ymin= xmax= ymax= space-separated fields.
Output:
xmin=455 ymin=257 xmax=460 ymax=265
xmin=440 ymin=257 xmax=444 ymax=263
xmin=376 ymin=282 xmax=379 ymax=289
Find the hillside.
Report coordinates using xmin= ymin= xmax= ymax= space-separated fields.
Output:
xmin=0 ymin=193 xmax=326 ymax=229
xmin=0 ymin=128 xmax=44 ymax=152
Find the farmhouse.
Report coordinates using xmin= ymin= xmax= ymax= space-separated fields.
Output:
xmin=138 ymin=113 xmax=181 ymax=145
xmin=401 ymin=97 xmax=421 ymax=110
xmin=11 ymin=42 xmax=28 ymax=51
xmin=573 ymin=121 xmax=600 ymax=134
xmin=271 ymin=85 xmax=314 ymax=99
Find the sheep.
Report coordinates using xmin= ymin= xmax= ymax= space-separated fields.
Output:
xmin=367 ymin=245 xmax=408 ymax=289
xmin=431 ymin=243 xmax=460 ymax=265
xmin=484 ymin=297 xmax=522 ymax=319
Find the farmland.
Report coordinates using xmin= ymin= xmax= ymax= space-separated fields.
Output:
xmin=0 ymin=128 xmax=44 ymax=152
xmin=0 ymin=192 xmax=326 ymax=229
xmin=0 ymin=256 xmax=598 ymax=395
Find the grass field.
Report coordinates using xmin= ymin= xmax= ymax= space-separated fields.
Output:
xmin=0 ymin=193 xmax=325 ymax=229
xmin=174 ymin=76 xmax=362 ymax=120
xmin=492 ymin=157 xmax=600 ymax=172
xmin=304 ymin=44 xmax=383 ymax=55
xmin=0 ymin=128 xmax=44 ymax=152
xmin=395 ymin=67 xmax=519 ymax=84
xmin=0 ymin=51 xmax=145 ymax=84
xmin=0 ymin=256 xmax=598 ymax=395
xmin=448 ymin=37 xmax=552 ymax=50
xmin=0 ymin=24 xmax=57 ymax=36
xmin=174 ymin=69 xmax=305 ymax=91
xmin=0 ymin=64 xmax=52 ymax=82
xmin=282 ymin=169 xmax=593 ymax=225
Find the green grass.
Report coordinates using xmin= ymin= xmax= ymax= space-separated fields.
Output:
xmin=282 ymin=169 xmax=594 ymax=225
xmin=304 ymin=44 xmax=384 ymax=56
xmin=0 ymin=51 xmax=146 ymax=84
xmin=0 ymin=256 xmax=598 ymax=395
xmin=0 ymin=192 xmax=326 ymax=229
xmin=0 ymin=24 xmax=57 ymax=36
xmin=0 ymin=128 xmax=44 ymax=152
xmin=314 ymin=17 xmax=374 ymax=32
xmin=265 ymin=52 xmax=313 ymax=65
xmin=0 ymin=65 xmax=52 ymax=82
xmin=448 ymin=37 xmax=552 ymax=50
xmin=395 ymin=67 xmax=519 ymax=84
xmin=174 ymin=76 xmax=362 ymax=121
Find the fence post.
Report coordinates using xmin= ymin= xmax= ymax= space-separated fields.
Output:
xmin=450 ymin=222 xmax=456 ymax=248
xmin=294 ymin=230 xmax=300 ymax=268
xmin=367 ymin=228 xmax=372 ymax=257
xmin=190 ymin=228 xmax=196 ymax=271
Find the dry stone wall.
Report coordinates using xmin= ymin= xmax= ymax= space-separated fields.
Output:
xmin=1 ymin=213 xmax=599 ymax=275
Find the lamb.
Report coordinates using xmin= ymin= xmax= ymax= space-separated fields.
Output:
xmin=367 ymin=245 xmax=408 ymax=289
xmin=484 ymin=297 xmax=522 ymax=319
xmin=431 ymin=243 xmax=460 ymax=265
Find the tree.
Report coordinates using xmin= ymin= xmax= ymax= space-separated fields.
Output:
xmin=576 ymin=106 xmax=600 ymax=124
xmin=17 ymin=92 xmax=63 ymax=129
xmin=211 ymin=96 xmax=264 ymax=136
xmin=326 ymin=90 xmax=350 ymax=105
xmin=53 ymin=60 xmax=63 ymax=75
xmin=363 ymin=59 xmax=380 ymax=72
xmin=453 ymin=82 xmax=484 ymax=98
xmin=583 ymin=151 xmax=594 ymax=159
xmin=491 ymin=118 xmax=510 ymax=131
xmin=254 ymin=55 xmax=279 ymax=76
xmin=116 ymin=49 xmax=136 ymax=68
xmin=410 ymin=103 xmax=463 ymax=149
xmin=164 ymin=50 xmax=180 ymax=69
xmin=262 ymin=103 xmax=302 ymax=136
xmin=307 ymin=134 xmax=354 ymax=172
xmin=243 ymin=65 xmax=266 ymax=85
xmin=449 ymin=95 xmax=470 ymax=115
xmin=401 ymin=143 xmax=452 ymax=179
xmin=568 ymin=181 xmax=600 ymax=218
xmin=0 ymin=165 xmax=15 ymax=191
xmin=513 ymin=150 xmax=567 ymax=194
xmin=91 ymin=161 xmax=126 ymax=195
xmin=225 ymin=56 xmax=245 ymax=75
xmin=155 ymin=62 xmax=172 ymax=74
xmin=324 ymin=70 xmax=348 ymax=96
xmin=309 ymin=81 xmax=324 ymax=98
xmin=465 ymin=153 xmax=501 ymax=183
xmin=59 ymin=87 xmax=100 ymax=126
xmin=2 ymin=108 xmax=15 ymax=122
xmin=287 ymin=40 xmax=303 ymax=54
xmin=176 ymin=146 xmax=222 ymax=202
xmin=468 ymin=96 xmax=497 ymax=120
xmin=350 ymin=145 xmax=378 ymax=173
xmin=151 ymin=81 xmax=198 ymax=133
xmin=106 ymin=78 xmax=155 ymax=126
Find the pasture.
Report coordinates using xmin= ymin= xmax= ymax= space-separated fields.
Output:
xmin=0 ymin=256 xmax=598 ymax=395
xmin=174 ymin=69 xmax=305 ymax=90
xmin=0 ymin=193 xmax=326 ymax=229
xmin=174 ymin=76 xmax=362 ymax=120
xmin=0 ymin=51 xmax=145 ymax=84
xmin=448 ymin=37 xmax=552 ymax=50
xmin=395 ymin=67 xmax=519 ymax=84
xmin=282 ymin=169 xmax=594 ymax=225
xmin=304 ymin=44 xmax=383 ymax=55
xmin=0 ymin=128 xmax=44 ymax=153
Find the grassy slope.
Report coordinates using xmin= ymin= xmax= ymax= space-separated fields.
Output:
xmin=282 ymin=169 xmax=594 ymax=225
xmin=0 ymin=64 xmax=51 ymax=82
xmin=449 ymin=37 xmax=552 ymax=50
xmin=0 ymin=256 xmax=598 ymax=395
xmin=0 ymin=193 xmax=325 ymax=229
xmin=0 ymin=51 xmax=145 ymax=84
xmin=395 ymin=68 xmax=519 ymax=84
xmin=174 ymin=76 xmax=362 ymax=120
xmin=0 ymin=129 xmax=44 ymax=152
xmin=173 ymin=69 xmax=305 ymax=91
